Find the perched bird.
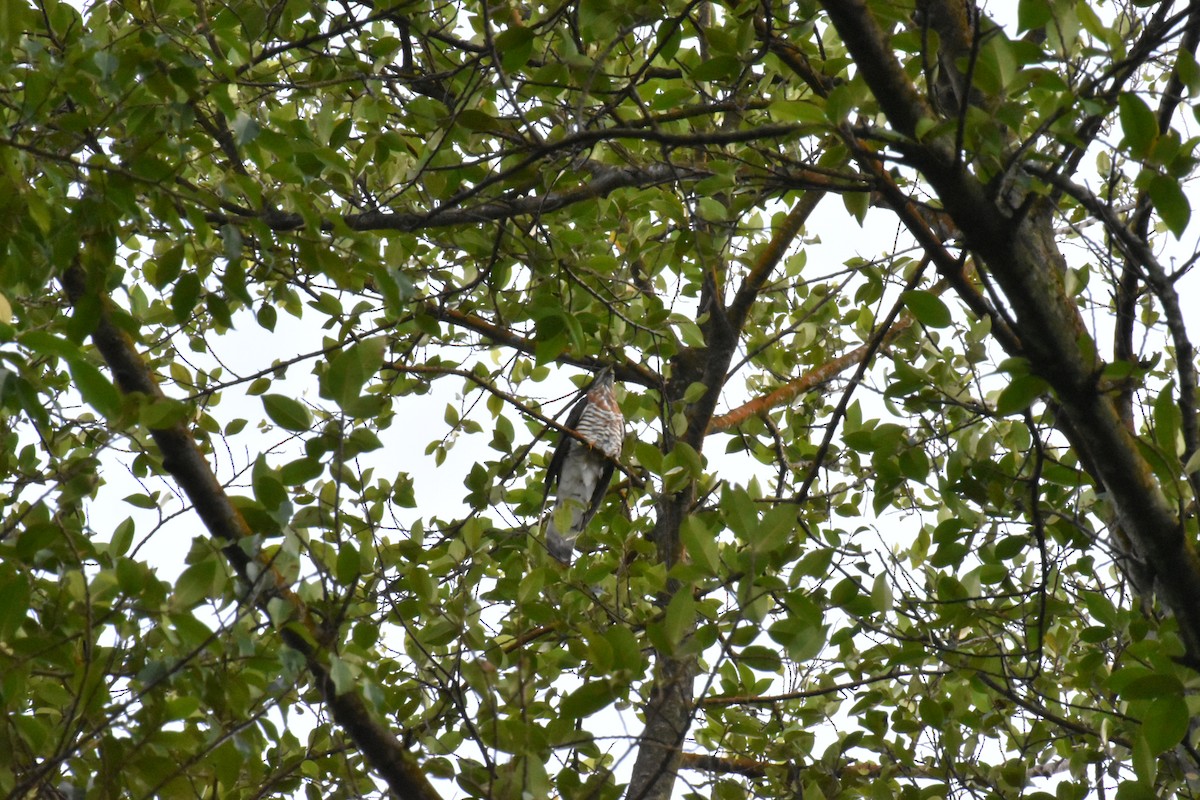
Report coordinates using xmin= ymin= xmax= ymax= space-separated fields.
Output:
xmin=543 ymin=366 xmax=624 ymax=563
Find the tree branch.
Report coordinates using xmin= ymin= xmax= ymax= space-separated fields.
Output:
xmin=726 ymin=189 xmax=825 ymax=333
xmin=707 ymin=314 xmax=914 ymax=434
xmin=422 ymin=302 xmax=662 ymax=389
xmin=700 ymin=667 xmax=949 ymax=705
xmin=821 ymin=0 xmax=1200 ymax=666
xmin=1039 ymin=171 xmax=1200 ymax=495
xmin=62 ymin=230 xmax=443 ymax=800
xmin=628 ymin=189 xmax=825 ymax=800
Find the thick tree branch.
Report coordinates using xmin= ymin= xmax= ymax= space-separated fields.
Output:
xmin=701 ymin=668 xmax=949 ymax=706
xmin=206 ymin=162 xmax=704 ymax=232
xmin=727 ymin=189 xmax=825 ymax=333
xmin=684 ymin=190 xmax=826 ymax=449
xmin=628 ymin=188 xmax=826 ymax=800
xmin=821 ymin=0 xmax=1200 ymax=664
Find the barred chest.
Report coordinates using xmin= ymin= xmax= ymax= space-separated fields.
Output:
xmin=576 ymin=401 xmax=624 ymax=458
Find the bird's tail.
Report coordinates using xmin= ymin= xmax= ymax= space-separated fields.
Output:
xmin=544 ymin=499 xmax=585 ymax=564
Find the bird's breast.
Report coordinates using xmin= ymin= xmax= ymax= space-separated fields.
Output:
xmin=575 ymin=406 xmax=624 ymax=458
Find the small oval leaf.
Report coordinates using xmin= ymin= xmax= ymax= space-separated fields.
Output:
xmin=902 ymin=290 xmax=952 ymax=328
xmin=263 ymin=394 xmax=312 ymax=432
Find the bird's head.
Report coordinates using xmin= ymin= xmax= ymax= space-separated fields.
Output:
xmin=591 ymin=365 xmax=615 ymax=389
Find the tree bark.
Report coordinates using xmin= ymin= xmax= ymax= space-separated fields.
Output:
xmin=624 ymin=193 xmax=824 ymax=800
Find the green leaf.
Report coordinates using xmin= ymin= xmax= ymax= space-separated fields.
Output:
xmin=680 ymin=515 xmax=719 ymax=575
xmin=1115 ymin=781 xmax=1158 ymax=800
xmin=1119 ymin=93 xmax=1158 ymax=159
xmin=902 ymin=290 xmax=951 ymax=328
xmin=0 ymin=572 xmax=30 ymax=642
xmin=1117 ymin=671 xmax=1183 ymax=700
xmin=322 ymin=336 xmax=387 ymax=414
xmin=738 ymin=644 xmax=781 ymax=673
xmin=140 ymin=397 xmax=189 ymax=429
xmin=328 ymin=656 xmax=357 ymax=696
xmin=1141 ymin=694 xmax=1190 ymax=754
xmin=767 ymin=613 xmax=827 ymax=662
xmin=280 ymin=456 xmax=323 ymax=485
xmin=561 ymin=680 xmax=618 ymax=719
xmin=232 ymin=111 xmax=259 ymax=146
xmin=262 ymin=394 xmax=312 ymax=432
xmin=689 ymin=55 xmax=741 ymax=82
xmin=252 ymin=456 xmax=287 ymax=510
xmin=831 ymin=577 xmax=859 ymax=606
xmin=336 ymin=542 xmax=360 ymax=585
xmin=1148 ymin=173 xmax=1190 ymax=237
xmin=109 ymin=517 xmax=136 ymax=557
xmin=152 ymin=245 xmax=185 ymax=289
xmin=21 ymin=330 xmax=81 ymax=360
xmin=843 ymin=191 xmax=869 ymax=224
xmin=752 ymin=505 xmax=798 ymax=556
xmin=495 ymin=27 xmax=534 ymax=72
xmin=173 ymin=558 xmax=217 ymax=609
xmin=1017 ymin=0 xmax=1053 ymax=32
xmin=172 ymin=271 xmax=202 ymax=323
xmin=1153 ymin=381 xmax=1180 ymax=454
xmin=661 ymin=589 xmax=695 ymax=648
xmin=870 ymin=572 xmax=893 ymax=613
xmin=69 ymin=358 xmax=121 ymax=418
xmin=605 ymin=625 xmax=644 ymax=673
xmin=995 ymin=374 xmax=1049 ymax=416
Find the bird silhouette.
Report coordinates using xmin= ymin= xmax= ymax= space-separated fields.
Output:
xmin=543 ymin=366 xmax=624 ymax=563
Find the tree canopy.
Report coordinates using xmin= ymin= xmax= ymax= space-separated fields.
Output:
xmin=4 ymin=0 xmax=1200 ymax=798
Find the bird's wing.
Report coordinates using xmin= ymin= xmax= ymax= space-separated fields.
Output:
xmin=545 ymin=393 xmax=587 ymax=492
xmin=581 ymin=460 xmax=616 ymax=528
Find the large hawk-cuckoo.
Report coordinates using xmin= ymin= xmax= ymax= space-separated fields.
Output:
xmin=543 ymin=366 xmax=624 ymax=563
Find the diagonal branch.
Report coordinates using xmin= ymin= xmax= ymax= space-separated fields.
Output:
xmin=727 ymin=188 xmax=826 ymax=333
xmin=1039 ymin=171 xmax=1200 ymax=495
xmin=627 ymin=188 xmax=826 ymax=800
xmin=62 ymin=235 xmax=443 ymax=800
xmin=819 ymin=0 xmax=1200 ymax=666
xmin=707 ymin=314 xmax=914 ymax=434
xmin=212 ymin=162 xmax=708 ymax=232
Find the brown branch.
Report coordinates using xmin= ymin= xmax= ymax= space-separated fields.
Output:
xmin=422 ymin=303 xmax=662 ymax=389
xmin=682 ymin=189 xmax=826 ymax=450
xmin=707 ymin=314 xmax=914 ymax=434
xmin=701 ymin=667 xmax=949 ymax=706
xmin=678 ymin=752 xmax=774 ymax=779
xmin=61 ymin=233 xmax=442 ymax=800
xmin=760 ymin=8 xmax=1020 ymax=354
xmin=679 ymin=752 xmax=887 ymax=781
xmin=627 ymin=185 xmax=826 ymax=800
xmin=820 ymin=0 xmax=1200 ymax=666
xmin=208 ymin=162 xmax=703 ymax=232
xmin=727 ymin=190 xmax=825 ymax=333
xmin=219 ymin=121 xmax=812 ymax=235
xmin=973 ymin=673 xmax=1129 ymax=748
xmin=1041 ymin=171 xmax=1200 ymax=493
